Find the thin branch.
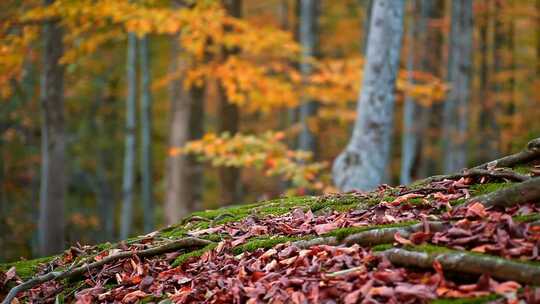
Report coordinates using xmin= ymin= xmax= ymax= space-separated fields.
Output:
xmin=1 ymin=237 xmax=212 ymax=304
xmin=379 ymin=247 xmax=540 ymax=285
xmin=474 ymin=137 xmax=540 ymax=170
xmin=416 ymin=168 xmax=530 ymax=185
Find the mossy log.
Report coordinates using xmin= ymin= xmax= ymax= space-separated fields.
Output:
xmin=380 ymin=247 xmax=540 ymax=285
xmin=467 ymin=177 xmax=540 ymax=208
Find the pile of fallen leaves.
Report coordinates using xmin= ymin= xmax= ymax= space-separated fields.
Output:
xmin=1 ymin=175 xmax=540 ymax=303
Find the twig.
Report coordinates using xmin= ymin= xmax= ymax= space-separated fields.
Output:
xmin=326 ymin=265 xmax=366 ymax=277
xmin=379 ymin=247 xmax=540 ymax=285
xmin=466 ymin=177 xmax=540 ymax=208
xmin=474 ymin=137 xmax=540 ymax=170
xmin=1 ymin=237 xmax=212 ymax=304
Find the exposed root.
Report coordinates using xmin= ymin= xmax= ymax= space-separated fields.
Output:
xmin=467 ymin=177 xmax=540 ymax=208
xmin=379 ymin=247 xmax=540 ymax=285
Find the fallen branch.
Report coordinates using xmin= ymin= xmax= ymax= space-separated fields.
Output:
xmin=379 ymin=247 xmax=540 ymax=285
xmin=294 ymin=221 xmax=447 ymax=249
xmin=474 ymin=137 xmax=540 ymax=170
xmin=467 ymin=177 xmax=540 ymax=208
xmin=1 ymin=237 xmax=212 ymax=304
xmin=416 ymin=168 xmax=530 ymax=185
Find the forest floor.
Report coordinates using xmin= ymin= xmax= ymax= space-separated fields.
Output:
xmin=1 ymin=153 xmax=540 ymax=303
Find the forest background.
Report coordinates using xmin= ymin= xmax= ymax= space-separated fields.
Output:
xmin=0 ymin=0 xmax=539 ymax=262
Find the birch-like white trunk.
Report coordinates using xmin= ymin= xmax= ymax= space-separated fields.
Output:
xmin=332 ymin=0 xmax=405 ymax=191
xmin=139 ymin=36 xmax=154 ymax=233
xmin=442 ymin=0 xmax=473 ymax=173
xmin=120 ymin=33 xmax=137 ymax=239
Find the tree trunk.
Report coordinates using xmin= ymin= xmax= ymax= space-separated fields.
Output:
xmin=218 ymin=0 xmax=242 ymax=205
xmin=442 ymin=0 xmax=473 ymax=173
xmin=120 ymin=33 xmax=137 ymax=240
xmin=297 ymin=0 xmax=319 ymax=157
xmin=478 ymin=2 xmax=494 ymax=163
xmin=400 ymin=0 xmax=421 ymax=185
xmin=332 ymin=0 xmax=405 ymax=191
xmin=164 ymin=36 xmax=205 ymax=225
xmin=38 ymin=0 xmax=66 ymax=256
xmin=139 ymin=36 xmax=154 ymax=233
xmin=416 ymin=0 xmax=444 ymax=178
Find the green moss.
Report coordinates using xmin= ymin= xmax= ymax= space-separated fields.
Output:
xmin=232 ymin=236 xmax=303 ymax=255
xmin=513 ymin=213 xmax=540 ymax=223
xmin=324 ymin=221 xmax=419 ymax=241
xmin=171 ymin=243 xmax=217 ymax=267
xmin=469 ymin=182 xmax=514 ymax=196
xmin=430 ymin=294 xmax=500 ymax=304
xmin=371 ymin=243 xmax=393 ymax=252
xmin=0 ymin=256 xmax=54 ymax=279
xmin=512 ymin=166 xmax=530 ymax=174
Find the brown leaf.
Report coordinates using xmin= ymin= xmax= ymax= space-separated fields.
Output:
xmin=313 ymin=222 xmax=338 ymax=235
xmin=394 ymin=232 xmax=413 ymax=246
xmin=122 ymin=290 xmax=147 ymax=303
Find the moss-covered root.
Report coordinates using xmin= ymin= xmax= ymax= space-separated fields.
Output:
xmin=379 ymin=247 xmax=540 ymax=285
xmin=467 ymin=177 xmax=540 ymax=208
xmin=293 ymin=221 xmax=447 ymax=249
xmin=474 ymin=137 xmax=540 ymax=170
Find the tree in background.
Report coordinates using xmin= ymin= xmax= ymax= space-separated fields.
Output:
xmin=164 ymin=33 xmax=205 ymax=225
xmin=332 ymin=0 xmax=405 ymax=191
xmin=297 ymin=0 xmax=319 ymax=158
xmin=139 ymin=35 xmax=154 ymax=233
xmin=38 ymin=0 xmax=66 ymax=256
xmin=120 ymin=33 xmax=137 ymax=240
xmin=217 ymin=0 xmax=243 ymax=205
xmin=442 ymin=0 xmax=473 ymax=173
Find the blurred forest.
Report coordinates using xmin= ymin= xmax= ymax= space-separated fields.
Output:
xmin=0 ymin=0 xmax=539 ymax=262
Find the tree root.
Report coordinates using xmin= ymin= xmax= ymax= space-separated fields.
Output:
xmin=294 ymin=221 xmax=447 ymax=249
xmin=474 ymin=137 xmax=540 ymax=170
xmin=417 ymin=168 xmax=530 ymax=185
xmin=379 ymin=247 xmax=540 ymax=285
xmin=1 ymin=237 xmax=211 ymax=304
xmin=467 ymin=177 xmax=540 ymax=208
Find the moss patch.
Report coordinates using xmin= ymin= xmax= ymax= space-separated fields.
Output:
xmin=171 ymin=243 xmax=218 ymax=267
xmin=324 ymin=220 xmax=419 ymax=241
xmin=0 ymin=256 xmax=54 ymax=279
xmin=430 ymin=294 xmax=500 ymax=304
xmin=469 ymin=182 xmax=515 ymax=196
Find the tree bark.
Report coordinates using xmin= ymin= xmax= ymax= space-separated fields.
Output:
xmin=400 ymin=0 xmax=421 ymax=185
xmin=38 ymin=0 xmax=66 ymax=256
xmin=332 ymin=0 xmax=405 ymax=191
xmin=442 ymin=0 xmax=473 ymax=173
xmin=164 ymin=36 xmax=205 ymax=225
xmin=417 ymin=0 xmax=444 ymax=178
xmin=120 ymin=33 xmax=137 ymax=240
xmin=218 ymin=0 xmax=242 ymax=205
xmin=297 ymin=0 xmax=319 ymax=157
xmin=467 ymin=177 xmax=540 ymax=208
xmin=139 ymin=36 xmax=154 ymax=233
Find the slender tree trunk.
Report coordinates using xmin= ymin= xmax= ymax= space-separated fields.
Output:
xmin=297 ymin=0 xmax=319 ymax=157
xmin=120 ymin=33 xmax=137 ymax=239
xmin=442 ymin=0 xmax=473 ymax=173
xmin=478 ymin=1 xmax=493 ymax=163
xmin=164 ymin=36 xmax=205 ymax=225
xmin=417 ymin=0 xmax=444 ymax=178
xmin=332 ymin=0 xmax=405 ymax=191
xmin=139 ymin=36 xmax=154 ymax=233
xmin=217 ymin=0 xmax=242 ymax=205
xmin=400 ymin=0 xmax=421 ymax=185
xmin=38 ymin=0 xmax=66 ymax=256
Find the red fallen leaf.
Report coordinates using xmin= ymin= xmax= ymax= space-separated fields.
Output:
xmin=4 ymin=267 xmax=16 ymax=283
xmin=368 ymin=286 xmax=394 ymax=297
xmin=395 ymin=283 xmax=436 ymax=299
xmin=394 ymin=232 xmax=413 ymax=245
xmin=121 ymin=290 xmax=147 ymax=303
xmin=344 ymin=289 xmax=362 ymax=304
xmin=494 ymin=281 xmax=521 ymax=295
xmin=313 ymin=222 xmax=338 ymax=235
xmin=75 ymin=294 xmax=94 ymax=304
xmin=291 ymin=291 xmax=307 ymax=304
xmin=390 ymin=193 xmax=424 ymax=205
xmin=409 ymin=231 xmax=431 ymax=244
xmin=432 ymin=259 xmax=446 ymax=287
xmin=466 ymin=202 xmax=488 ymax=218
